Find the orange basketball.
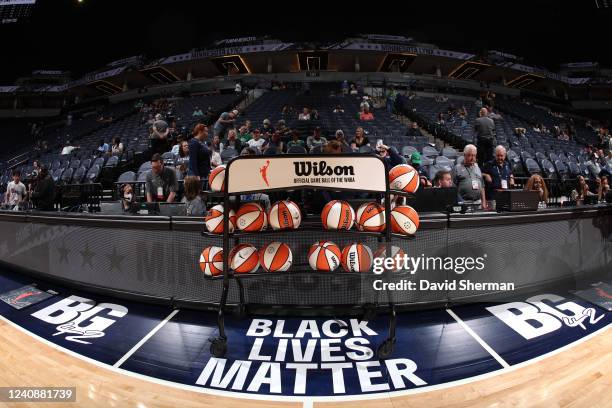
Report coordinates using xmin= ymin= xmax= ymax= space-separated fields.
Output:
xmin=268 ymin=200 xmax=302 ymax=230
xmin=199 ymin=246 xmax=224 ymax=276
xmin=236 ymin=202 xmax=268 ymax=232
xmin=209 ymin=165 xmax=226 ymax=192
xmin=373 ymin=245 xmax=406 ymax=272
xmin=341 ymin=243 xmax=373 ymax=272
xmin=307 ymin=241 xmax=342 ymax=271
xmin=389 ymin=164 xmax=419 ymax=193
xmin=259 ymin=242 xmax=293 ymax=272
xmin=229 ymin=244 xmax=260 ymax=274
xmin=321 ymin=200 xmax=354 ymax=230
xmin=390 ymin=205 xmax=420 ymax=235
xmin=204 ymin=204 xmax=236 ymax=234
xmin=355 ymin=202 xmax=386 ymax=232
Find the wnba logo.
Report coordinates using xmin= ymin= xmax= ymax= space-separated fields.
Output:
xmin=293 ymin=161 xmax=355 ymax=177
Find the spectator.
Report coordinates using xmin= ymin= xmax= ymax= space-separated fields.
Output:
xmin=351 ymin=127 xmax=370 ymax=149
xmin=223 ymin=129 xmax=243 ymax=153
xmin=111 ymin=137 xmax=124 ymax=156
xmin=482 ymin=145 xmax=514 ymax=201
xmin=187 ymin=124 xmax=212 ymax=181
xmin=3 ymin=170 xmax=26 ymax=210
xmin=360 ymin=96 xmax=370 ymax=111
xmin=176 ymin=140 xmax=190 ymax=169
xmin=244 ymin=120 xmax=253 ymax=133
xmin=261 ymin=119 xmax=275 ymax=136
xmin=210 ymin=134 xmax=222 ymax=152
xmin=182 ymin=176 xmax=206 ymax=216
xmin=570 ymin=175 xmax=596 ymax=202
xmin=311 ymin=109 xmax=320 ymax=120
xmin=406 ymin=122 xmax=423 ymax=138
xmin=238 ymin=125 xmax=252 ymax=143
xmin=30 ymin=166 xmax=55 ymax=211
xmin=359 ymin=106 xmax=375 ymax=121
xmin=97 ymin=139 xmax=110 ymax=155
xmin=146 ymin=153 xmax=178 ymax=203
xmin=474 ymin=108 xmax=496 ymax=167
xmin=335 ymin=130 xmax=351 ymax=151
xmin=235 ymin=82 xmax=242 ymax=94
xmin=409 ymin=152 xmax=432 ymax=187
xmin=264 ymin=133 xmax=285 ymax=153
xmin=525 ymin=174 xmax=549 ymax=203
xmin=287 ymin=131 xmax=306 ymax=150
xmin=61 ymin=141 xmax=79 ymax=155
xmin=120 ymin=184 xmax=135 ymax=212
xmin=171 ymin=135 xmax=186 ymax=155
xmin=323 ymin=140 xmax=343 ymax=154
xmin=307 ymin=127 xmax=327 ymax=151
xmin=433 ymin=170 xmax=454 ymax=188
xmin=192 ymin=106 xmax=204 ymax=117
xmin=333 ymin=105 xmax=345 ymax=113
xmin=276 ymin=120 xmax=291 ymax=137
xmin=29 ymin=160 xmax=41 ymax=181
xmin=376 ymin=144 xmax=404 ymax=171
xmin=298 ymin=108 xmax=311 ymax=121
xmin=281 ymin=105 xmax=294 ymax=116
xmin=452 ymin=144 xmax=487 ymax=208
xmin=247 ymin=129 xmax=266 ymax=152
xmin=151 ymin=113 xmax=170 ymax=155
xmin=213 ymin=109 xmax=237 ymax=138
xmin=598 ymin=175 xmax=610 ymax=202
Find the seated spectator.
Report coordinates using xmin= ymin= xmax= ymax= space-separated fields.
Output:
xmin=213 ymin=109 xmax=237 ymax=138
xmin=307 ymin=128 xmax=327 ymax=151
xmin=3 ymin=170 xmax=26 ymax=210
xmin=433 ymin=170 xmax=454 ymax=188
xmin=351 ymin=127 xmax=370 ymax=149
xmin=360 ymin=96 xmax=370 ymax=111
xmin=223 ymin=129 xmax=243 ymax=153
xmin=376 ymin=144 xmax=404 ymax=171
xmin=176 ymin=140 xmax=190 ymax=169
xmin=120 ymin=184 xmax=135 ymax=211
xmin=298 ymin=108 xmax=311 ymax=121
xmin=311 ymin=109 xmax=320 ymax=120
xmin=359 ymin=106 xmax=375 ymax=121
xmin=188 ymin=124 xmax=211 ymax=181
xmin=276 ymin=120 xmax=291 ymax=137
xmin=261 ymin=119 xmax=275 ymax=136
xmin=570 ymin=175 xmax=596 ymax=202
xmin=406 ymin=122 xmax=423 ymax=138
xmin=525 ymin=174 xmax=549 ymax=203
xmin=146 ymin=154 xmax=178 ymax=203
xmin=598 ymin=175 xmax=610 ymax=201
xmin=323 ymin=140 xmax=343 ymax=154
xmin=409 ymin=152 xmax=432 ymax=187
xmin=287 ymin=131 xmax=305 ymax=150
xmin=482 ymin=145 xmax=514 ymax=201
xmin=247 ymin=129 xmax=266 ymax=152
xmin=111 ymin=137 xmax=124 ymax=156
xmin=264 ymin=133 xmax=285 ymax=153
xmin=210 ymin=134 xmax=222 ymax=152
xmin=281 ymin=105 xmax=294 ymax=116
xmin=182 ymin=176 xmax=205 ymax=216
xmin=244 ymin=119 xmax=253 ymax=133
xmin=61 ymin=141 xmax=79 ymax=155
xmin=30 ymin=166 xmax=55 ymax=211
xmin=192 ymin=106 xmax=204 ymax=117
xmin=237 ymin=125 xmax=252 ymax=143
xmin=335 ymin=130 xmax=351 ymax=151
xmin=171 ymin=135 xmax=186 ymax=155
xmin=333 ymin=105 xmax=345 ymax=113
xmin=97 ymin=139 xmax=110 ymax=155
xmin=452 ymin=144 xmax=487 ymax=208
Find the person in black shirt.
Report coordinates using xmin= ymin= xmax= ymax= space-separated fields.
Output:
xmin=30 ymin=166 xmax=55 ymax=211
xmin=187 ymin=123 xmax=212 ymax=181
xmin=482 ymin=145 xmax=514 ymax=201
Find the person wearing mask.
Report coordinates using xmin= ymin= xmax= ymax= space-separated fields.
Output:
xmin=120 ymin=184 xmax=135 ymax=211
xmin=473 ymin=107 xmax=496 ymax=167
xmin=182 ymin=176 xmax=206 ymax=216
xmin=146 ymin=154 xmax=178 ymax=203
xmin=187 ymin=124 xmax=212 ymax=181
xmin=452 ymin=144 xmax=488 ymax=209
xmin=482 ymin=145 xmax=514 ymax=203
xmin=525 ymin=174 xmax=549 ymax=203
xmin=30 ymin=166 xmax=55 ymax=211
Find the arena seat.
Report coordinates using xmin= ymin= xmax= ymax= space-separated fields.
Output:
xmin=525 ymin=158 xmax=541 ymax=175
xmin=138 ymin=161 xmax=152 ymax=174
xmin=60 ymin=167 xmax=73 ymax=184
xmin=161 ymin=152 xmax=176 ymax=165
xmin=221 ymin=148 xmax=238 ymax=162
xmin=85 ymin=165 xmax=101 ymax=183
xmin=72 ymin=166 xmax=87 ymax=184
xmin=402 ymin=146 xmax=417 ymax=158
xmin=287 ymin=145 xmax=307 ymax=154
xmin=118 ymin=171 xmax=136 ymax=184
xmin=137 ymin=171 xmax=149 ymax=182
xmin=422 ymin=145 xmax=439 ymax=158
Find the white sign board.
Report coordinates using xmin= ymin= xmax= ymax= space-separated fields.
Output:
xmin=227 ymin=156 xmax=387 ymax=194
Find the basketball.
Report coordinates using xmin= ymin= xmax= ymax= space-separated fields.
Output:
xmin=209 ymin=165 xmax=226 ymax=192
xmin=389 ymin=164 xmax=419 ymax=193
xmin=341 ymin=243 xmax=373 ymax=272
xmin=307 ymin=241 xmax=342 ymax=271
xmin=268 ymin=200 xmax=302 ymax=230
xmin=321 ymin=200 xmax=355 ymax=230
xmin=236 ymin=202 xmax=268 ymax=232
xmin=204 ymin=204 xmax=236 ymax=234
xmin=390 ymin=205 xmax=420 ymax=235
xmin=355 ymin=202 xmax=386 ymax=232
xmin=259 ymin=242 xmax=293 ymax=272
xmin=199 ymin=246 xmax=224 ymax=276
xmin=229 ymin=243 xmax=260 ymax=274
xmin=373 ymin=245 xmax=406 ymax=272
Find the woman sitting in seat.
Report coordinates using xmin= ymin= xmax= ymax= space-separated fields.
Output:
xmin=524 ymin=174 xmax=549 ymax=203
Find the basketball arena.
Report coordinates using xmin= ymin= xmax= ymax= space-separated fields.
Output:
xmin=0 ymin=2 xmax=610 ymax=407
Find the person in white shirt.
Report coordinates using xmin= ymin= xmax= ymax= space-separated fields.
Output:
xmin=247 ymin=130 xmax=266 ymax=152
xmin=298 ymin=108 xmax=311 ymax=121
xmin=4 ymin=170 xmax=26 ymax=209
xmin=61 ymin=141 xmax=78 ymax=155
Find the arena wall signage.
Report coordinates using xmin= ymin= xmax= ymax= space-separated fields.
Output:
xmin=227 ymin=156 xmax=387 ymax=194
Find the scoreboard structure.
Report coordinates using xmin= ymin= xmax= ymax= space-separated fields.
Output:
xmin=0 ymin=0 xmax=36 ymax=24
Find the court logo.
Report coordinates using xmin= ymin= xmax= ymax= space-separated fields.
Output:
xmin=486 ymin=293 xmax=605 ymax=340
xmin=31 ymin=295 xmax=128 ymax=345
xmin=260 ymin=160 xmax=271 ymax=187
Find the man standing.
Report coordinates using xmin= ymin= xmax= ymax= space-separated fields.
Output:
xmin=151 ymin=113 xmax=170 ymax=155
xmin=4 ymin=170 xmax=26 ymax=210
xmin=482 ymin=145 xmax=514 ymax=203
xmin=188 ymin=124 xmax=212 ymax=181
xmin=213 ymin=110 xmax=237 ymax=139
xmin=474 ymin=107 xmax=496 ymax=167
xmin=452 ymin=144 xmax=487 ymax=209
xmin=146 ymin=154 xmax=178 ymax=203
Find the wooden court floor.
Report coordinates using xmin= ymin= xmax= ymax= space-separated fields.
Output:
xmin=0 ymin=319 xmax=609 ymax=408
